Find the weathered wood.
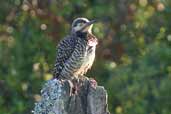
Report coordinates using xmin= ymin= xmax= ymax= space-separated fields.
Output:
xmin=33 ymin=77 xmax=110 ymax=114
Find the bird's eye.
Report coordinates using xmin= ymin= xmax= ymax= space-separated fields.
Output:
xmin=79 ymin=23 xmax=84 ymax=26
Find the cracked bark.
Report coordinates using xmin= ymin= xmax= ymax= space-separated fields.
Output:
xmin=33 ymin=76 xmax=110 ymax=114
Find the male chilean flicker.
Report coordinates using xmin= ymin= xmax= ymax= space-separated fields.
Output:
xmin=53 ymin=17 xmax=98 ymax=80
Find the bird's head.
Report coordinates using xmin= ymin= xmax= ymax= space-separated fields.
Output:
xmin=71 ymin=17 xmax=96 ymax=34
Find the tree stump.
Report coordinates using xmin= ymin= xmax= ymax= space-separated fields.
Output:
xmin=33 ymin=76 xmax=110 ymax=114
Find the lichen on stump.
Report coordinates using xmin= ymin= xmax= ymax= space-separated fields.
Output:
xmin=33 ymin=77 xmax=110 ymax=114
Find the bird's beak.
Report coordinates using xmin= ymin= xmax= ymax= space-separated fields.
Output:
xmin=80 ymin=20 xmax=97 ymax=31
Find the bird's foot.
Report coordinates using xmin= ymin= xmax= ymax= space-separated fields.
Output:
xmin=72 ymin=78 xmax=80 ymax=95
xmin=72 ymin=86 xmax=77 ymax=95
xmin=64 ymin=80 xmax=74 ymax=96
xmin=89 ymin=78 xmax=97 ymax=89
xmin=64 ymin=78 xmax=81 ymax=96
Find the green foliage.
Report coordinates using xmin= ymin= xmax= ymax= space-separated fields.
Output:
xmin=0 ymin=0 xmax=171 ymax=114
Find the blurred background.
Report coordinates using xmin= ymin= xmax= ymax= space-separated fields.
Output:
xmin=0 ymin=0 xmax=171 ymax=114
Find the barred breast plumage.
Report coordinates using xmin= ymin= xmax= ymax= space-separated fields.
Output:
xmin=53 ymin=17 xmax=98 ymax=80
xmin=53 ymin=33 xmax=97 ymax=80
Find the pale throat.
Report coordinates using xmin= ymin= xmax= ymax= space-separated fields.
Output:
xmin=74 ymin=24 xmax=98 ymax=46
xmin=82 ymin=25 xmax=93 ymax=33
xmin=82 ymin=25 xmax=98 ymax=47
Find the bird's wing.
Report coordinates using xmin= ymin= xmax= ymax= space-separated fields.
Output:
xmin=59 ymin=38 xmax=87 ymax=79
xmin=53 ymin=35 xmax=76 ymax=78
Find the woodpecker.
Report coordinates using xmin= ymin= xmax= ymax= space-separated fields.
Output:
xmin=53 ymin=17 xmax=98 ymax=80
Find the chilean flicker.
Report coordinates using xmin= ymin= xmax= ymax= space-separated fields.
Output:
xmin=53 ymin=17 xmax=98 ymax=80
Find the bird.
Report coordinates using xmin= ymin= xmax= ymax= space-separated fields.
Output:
xmin=53 ymin=17 xmax=98 ymax=80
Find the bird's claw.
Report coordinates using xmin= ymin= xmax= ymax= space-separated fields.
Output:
xmin=89 ymin=78 xmax=97 ymax=89
xmin=65 ymin=80 xmax=74 ymax=96
xmin=72 ymin=78 xmax=80 ymax=95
